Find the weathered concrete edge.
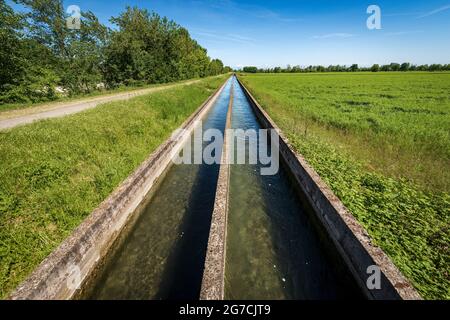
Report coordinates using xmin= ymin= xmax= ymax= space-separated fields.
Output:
xmin=199 ymin=82 xmax=234 ymax=300
xmin=236 ymin=77 xmax=421 ymax=300
xmin=9 ymin=77 xmax=231 ymax=300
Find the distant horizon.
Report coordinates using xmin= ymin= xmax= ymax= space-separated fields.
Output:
xmin=9 ymin=0 xmax=450 ymax=68
xmin=233 ymin=62 xmax=450 ymax=70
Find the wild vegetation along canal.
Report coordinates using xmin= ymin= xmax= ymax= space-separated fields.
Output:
xmin=84 ymin=78 xmax=232 ymax=300
xmin=225 ymin=77 xmax=362 ymax=299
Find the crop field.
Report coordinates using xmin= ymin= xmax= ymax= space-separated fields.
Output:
xmin=239 ymin=72 xmax=450 ymax=299
xmin=0 ymin=75 xmax=228 ymax=298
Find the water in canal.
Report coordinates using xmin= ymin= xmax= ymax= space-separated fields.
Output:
xmin=85 ymin=78 xmax=233 ymax=300
xmin=224 ymin=77 xmax=361 ymax=299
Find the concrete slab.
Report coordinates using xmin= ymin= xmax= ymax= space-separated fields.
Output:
xmin=200 ymin=82 xmax=234 ymax=300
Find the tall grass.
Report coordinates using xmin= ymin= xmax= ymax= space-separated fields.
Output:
xmin=0 ymin=75 xmax=227 ymax=298
xmin=240 ymin=72 xmax=450 ymax=299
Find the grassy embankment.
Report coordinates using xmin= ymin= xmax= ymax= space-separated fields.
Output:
xmin=239 ymin=72 xmax=450 ymax=299
xmin=0 ymin=74 xmax=228 ymax=298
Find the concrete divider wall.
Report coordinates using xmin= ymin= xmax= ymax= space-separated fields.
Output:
xmin=9 ymin=77 xmax=231 ymax=300
xmin=236 ymin=77 xmax=421 ymax=300
xmin=199 ymin=82 xmax=234 ymax=300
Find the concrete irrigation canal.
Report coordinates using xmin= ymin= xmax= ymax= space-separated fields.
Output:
xmin=10 ymin=76 xmax=420 ymax=300
xmin=224 ymin=78 xmax=359 ymax=299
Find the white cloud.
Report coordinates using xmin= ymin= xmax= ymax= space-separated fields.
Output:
xmin=253 ymin=9 xmax=302 ymax=23
xmin=418 ymin=4 xmax=450 ymax=18
xmin=384 ymin=12 xmax=422 ymax=17
xmin=192 ymin=30 xmax=255 ymax=44
xmin=208 ymin=0 xmax=302 ymax=23
xmin=312 ymin=33 xmax=355 ymax=39
xmin=385 ymin=30 xmax=424 ymax=36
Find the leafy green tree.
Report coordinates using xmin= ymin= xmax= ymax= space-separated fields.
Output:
xmin=16 ymin=0 xmax=109 ymax=94
xmin=0 ymin=0 xmax=26 ymax=96
xmin=173 ymin=28 xmax=209 ymax=79
xmin=317 ymin=65 xmax=326 ymax=72
xmin=349 ymin=64 xmax=359 ymax=72
xmin=273 ymin=67 xmax=282 ymax=73
xmin=0 ymin=0 xmax=59 ymax=103
xmin=208 ymin=59 xmax=224 ymax=76
xmin=223 ymin=66 xmax=233 ymax=73
xmin=0 ymin=1 xmax=227 ymax=103
xmin=429 ymin=64 xmax=443 ymax=71
xmin=62 ymin=11 xmax=109 ymax=93
xmin=243 ymin=66 xmax=258 ymax=73
xmin=390 ymin=63 xmax=401 ymax=71
xmin=104 ymin=7 xmax=216 ymax=86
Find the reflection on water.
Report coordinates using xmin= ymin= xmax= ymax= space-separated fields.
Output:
xmin=86 ymin=79 xmax=232 ymax=300
xmin=225 ymin=77 xmax=361 ymax=299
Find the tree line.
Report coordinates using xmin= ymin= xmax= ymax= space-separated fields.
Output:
xmin=243 ymin=63 xmax=450 ymax=73
xmin=0 ymin=0 xmax=231 ymax=104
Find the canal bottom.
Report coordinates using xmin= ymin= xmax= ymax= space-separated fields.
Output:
xmin=224 ymin=77 xmax=363 ymax=299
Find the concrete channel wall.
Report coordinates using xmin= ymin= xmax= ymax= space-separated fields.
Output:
xmin=236 ymin=77 xmax=421 ymax=300
xmin=9 ymin=77 xmax=231 ymax=300
xmin=199 ymin=83 xmax=234 ymax=300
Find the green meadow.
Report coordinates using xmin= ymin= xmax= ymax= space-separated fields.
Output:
xmin=0 ymin=75 xmax=227 ymax=298
xmin=239 ymin=72 xmax=450 ymax=299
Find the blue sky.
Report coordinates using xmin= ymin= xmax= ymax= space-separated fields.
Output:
xmin=13 ymin=0 xmax=450 ymax=68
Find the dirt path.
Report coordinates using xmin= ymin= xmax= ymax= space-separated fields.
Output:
xmin=0 ymin=79 xmax=202 ymax=131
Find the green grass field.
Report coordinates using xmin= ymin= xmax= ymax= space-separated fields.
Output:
xmin=239 ymin=72 xmax=450 ymax=299
xmin=0 ymin=75 xmax=227 ymax=298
